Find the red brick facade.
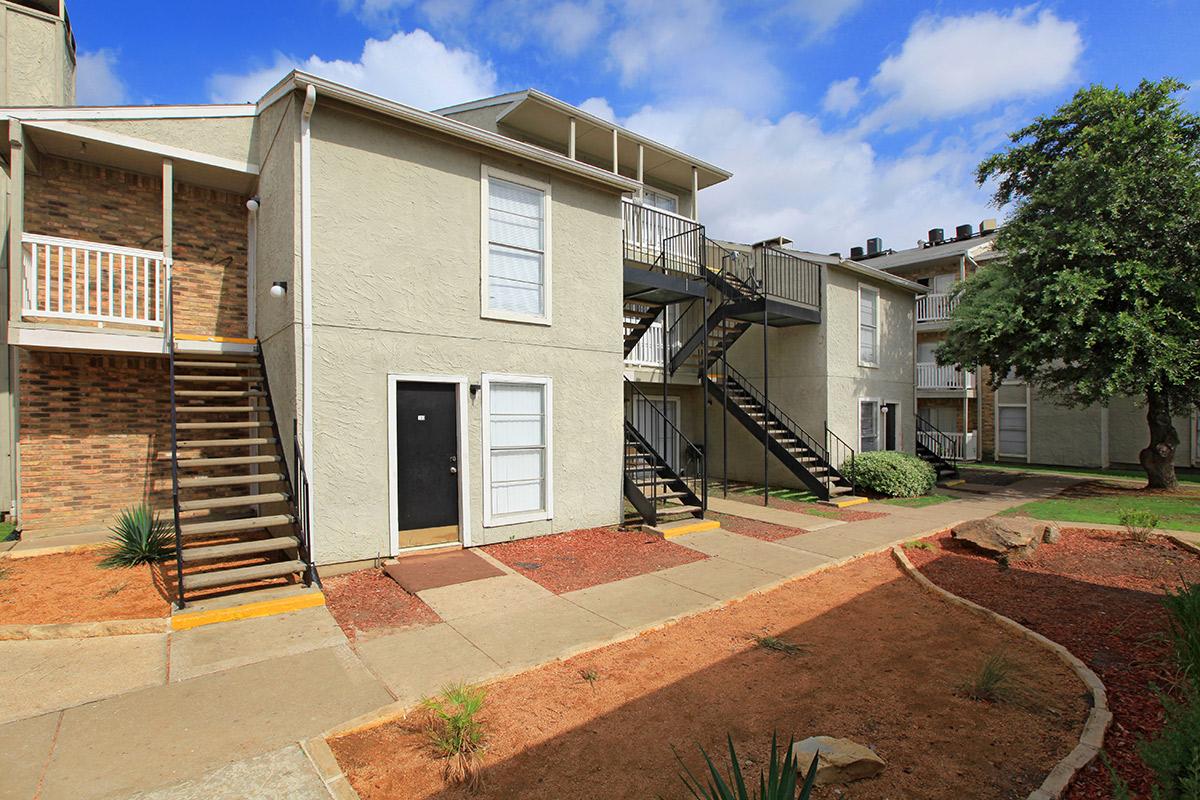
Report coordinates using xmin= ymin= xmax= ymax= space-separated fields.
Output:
xmin=18 ymin=351 xmax=171 ymax=532
xmin=25 ymin=156 xmax=249 ymax=338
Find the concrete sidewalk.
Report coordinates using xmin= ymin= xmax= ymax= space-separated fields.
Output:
xmin=0 ymin=474 xmax=1080 ymax=799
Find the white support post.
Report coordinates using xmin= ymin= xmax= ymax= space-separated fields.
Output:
xmin=691 ymin=166 xmax=700 ymax=221
xmin=611 ymin=128 xmax=618 ymax=174
xmin=636 ymin=144 xmax=644 ymax=201
xmin=162 ymin=159 xmax=173 ymax=337
xmin=568 ymin=117 xmax=576 ymax=160
xmin=247 ymin=206 xmax=256 ymax=338
xmin=9 ymin=120 xmax=24 ymax=324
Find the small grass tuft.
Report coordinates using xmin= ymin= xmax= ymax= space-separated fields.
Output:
xmin=752 ymin=634 xmax=805 ymax=656
xmin=1119 ymin=506 xmax=1159 ymax=543
xmin=903 ymin=540 xmax=934 ymax=550
xmin=420 ymin=683 xmax=487 ymax=789
xmin=579 ymin=668 xmax=599 ymax=688
xmin=959 ymin=654 xmax=1035 ymax=706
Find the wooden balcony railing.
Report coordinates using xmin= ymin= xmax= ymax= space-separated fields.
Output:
xmin=916 ymin=292 xmax=957 ymax=323
xmin=22 ymin=233 xmax=168 ymax=329
xmin=917 ymin=362 xmax=975 ymax=391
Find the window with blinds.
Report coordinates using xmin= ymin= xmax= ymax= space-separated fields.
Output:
xmin=484 ymin=378 xmax=552 ymax=524
xmin=859 ymin=286 xmax=879 ymax=365
xmin=485 ymin=174 xmax=547 ymax=320
xmin=860 ymin=400 xmax=880 ymax=452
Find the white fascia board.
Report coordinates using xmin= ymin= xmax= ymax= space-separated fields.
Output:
xmin=0 ymin=105 xmax=256 ymax=120
xmin=836 ymin=258 xmax=928 ymax=294
xmin=433 ymin=91 xmax=530 ymax=116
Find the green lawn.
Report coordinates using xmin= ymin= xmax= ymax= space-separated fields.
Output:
xmin=880 ymin=494 xmax=954 ymax=508
xmin=1001 ymin=494 xmax=1200 ymax=533
xmin=962 ymin=462 xmax=1200 ymax=485
xmin=0 ymin=521 xmax=14 ymax=542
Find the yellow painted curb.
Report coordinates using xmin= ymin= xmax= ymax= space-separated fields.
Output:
xmin=941 ymin=479 xmax=966 ymax=487
xmin=660 ymin=519 xmax=721 ymax=538
xmin=171 ymin=591 xmax=325 ymax=631
xmin=173 ymin=334 xmax=258 ymax=345
xmin=824 ymin=496 xmax=869 ymax=508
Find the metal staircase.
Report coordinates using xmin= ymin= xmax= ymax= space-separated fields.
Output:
xmin=705 ymin=364 xmax=855 ymax=501
xmin=167 ymin=283 xmax=315 ymax=608
xmin=915 ymin=415 xmax=961 ymax=481
xmin=623 ymin=379 xmax=706 ymax=527
xmin=623 ymin=300 xmax=664 ymax=357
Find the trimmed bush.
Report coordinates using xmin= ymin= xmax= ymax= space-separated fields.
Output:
xmin=841 ymin=451 xmax=936 ymax=498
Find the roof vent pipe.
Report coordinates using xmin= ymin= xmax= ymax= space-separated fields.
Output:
xmin=866 ymin=237 xmax=882 ymax=256
xmin=955 ymin=223 xmax=973 ymax=240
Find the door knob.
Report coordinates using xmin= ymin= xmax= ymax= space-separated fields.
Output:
xmin=450 ymin=466 xmax=458 ymax=474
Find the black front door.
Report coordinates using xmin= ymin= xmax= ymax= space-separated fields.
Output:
xmin=883 ymin=402 xmax=898 ymax=450
xmin=395 ymin=382 xmax=459 ymax=548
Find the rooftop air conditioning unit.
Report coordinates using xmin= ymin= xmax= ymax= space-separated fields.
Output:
xmin=928 ymin=228 xmax=945 ymax=245
xmin=955 ymin=224 xmax=974 ymax=240
xmin=866 ymin=237 xmax=883 ymax=256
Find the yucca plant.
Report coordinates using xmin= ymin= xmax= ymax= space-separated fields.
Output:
xmin=421 ymin=683 xmax=487 ymax=789
xmin=959 ymin=653 xmax=1036 ymax=707
xmin=100 ymin=503 xmax=174 ymax=568
xmin=675 ymin=733 xmax=819 ymax=800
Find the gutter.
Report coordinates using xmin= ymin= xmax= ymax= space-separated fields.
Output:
xmin=300 ymin=84 xmax=316 ymax=561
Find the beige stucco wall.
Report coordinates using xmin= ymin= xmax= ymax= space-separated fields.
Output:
xmin=307 ymin=102 xmax=625 ymax=563
xmin=1 ymin=4 xmax=73 ymax=107
xmin=1105 ymin=395 xmax=1193 ymax=468
xmin=73 ymin=117 xmax=259 ymax=168
xmin=1028 ymin=392 xmax=1103 ymax=467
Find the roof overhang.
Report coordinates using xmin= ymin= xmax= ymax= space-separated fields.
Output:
xmin=439 ymin=89 xmax=732 ymax=192
xmin=261 ymin=73 xmax=640 ymax=194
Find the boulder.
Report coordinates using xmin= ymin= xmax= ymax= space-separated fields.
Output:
xmin=792 ymin=736 xmax=885 ymax=785
xmin=1041 ymin=524 xmax=1061 ymax=544
xmin=951 ymin=518 xmax=1039 ymax=560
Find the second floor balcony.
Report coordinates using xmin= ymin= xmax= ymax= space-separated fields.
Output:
xmin=622 ymin=199 xmax=705 ymax=279
xmin=917 ymin=362 xmax=975 ymax=392
xmin=916 ymin=292 xmax=958 ymax=325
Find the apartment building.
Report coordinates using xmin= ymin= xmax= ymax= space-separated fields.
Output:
xmin=862 ymin=224 xmax=1200 ymax=470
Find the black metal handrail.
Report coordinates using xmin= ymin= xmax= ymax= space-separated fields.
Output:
xmin=167 ymin=272 xmax=185 ymax=608
xmin=824 ymin=423 xmax=857 ymax=494
xmin=622 ymin=200 xmax=704 ymax=278
xmin=291 ymin=419 xmax=319 ymax=587
xmin=755 ymin=246 xmax=821 ymax=310
xmin=624 ymin=377 xmax=706 ymax=514
xmin=916 ymin=414 xmax=960 ymax=471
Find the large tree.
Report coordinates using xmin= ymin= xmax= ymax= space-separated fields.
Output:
xmin=939 ymin=79 xmax=1200 ymax=488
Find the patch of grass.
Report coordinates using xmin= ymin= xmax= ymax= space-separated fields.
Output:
xmin=99 ymin=581 xmax=128 ymax=598
xmin=881 ymin=494 xmax=953 ymax=508
xmin=579 ymin=668 xmax=599 ymax=688
xmin=799 ymin=508 xmax=840 ymax=519
xmin=734 ymin=487 xmax=821 ymax=504
xmin=0 ymin=521 xmax=15 ymax=542
xmin=1001 ymin=494 xmax=1200 ymax=533
xmin=963 ymin=462 xmax=1200 ymax=484
xmin=752 ymin=634 xmax=805 ymax=656
xmin=903 ymin=540 xmax=934 ymax=550
xmin=420 ymin=683 xmax=487 ymax=789
xmin=959 ymin=654 xmax=1035 ymax=706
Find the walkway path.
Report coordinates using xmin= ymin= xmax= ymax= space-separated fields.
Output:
xmin=0 ymin=474 xmax=1079 ymax=799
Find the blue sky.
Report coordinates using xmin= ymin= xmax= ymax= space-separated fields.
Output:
xmin=70 ymin=0 xmax=1199 ymax=252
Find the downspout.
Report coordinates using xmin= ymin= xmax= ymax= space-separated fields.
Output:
xmin=300 ymin=84 xmax=316 ymax=559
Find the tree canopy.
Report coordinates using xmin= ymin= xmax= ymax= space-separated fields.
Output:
xmin=938 ymin=79 xmax=1200 ymax=487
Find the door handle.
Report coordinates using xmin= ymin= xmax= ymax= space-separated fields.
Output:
xmin=450 ymin=466 xmax=458 ymax=474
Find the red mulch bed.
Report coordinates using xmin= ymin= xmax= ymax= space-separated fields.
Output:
xmin=483 ymin=527 xmax=707 ymax=594
xmin=323 ymin=568 xmax=441 ymax=642
xmin=907 ymin=527 xmax=1200 ymax=799
xmin=711 ymin=512 xmax=807 ymax=542
xmin=721 ymin=491 xmax=889 ymax=523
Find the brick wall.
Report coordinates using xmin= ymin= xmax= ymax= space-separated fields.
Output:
xmin=18 ymin=351 xmax=171 ymax=533
xmin=25 ymin=156 xmax=249 ymax=338
xmin=979 ymin=369 xmax=997 ymax=460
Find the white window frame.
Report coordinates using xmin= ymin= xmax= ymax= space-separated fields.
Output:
xmin=481 ymin=373 xmax=554 ymax=527
xmin=995 ymin=399 xmax=1031 ymax=462
xmin=386 ymin=374 xmax=473 ymax=554
xmin=640 ymin=186 xmax=680 ymax=214
xmin=859 ymin=397 xmax=902 ymax=452
xmin=859 ymin=398 xmax=881 ymax=452
xmin=480 ymin=165 xmax=552 ymax=326
xmin=858 ymin=284 xmax=880 ymax=368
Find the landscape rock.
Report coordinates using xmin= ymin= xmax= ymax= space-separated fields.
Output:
xmin=792 ymin=736 xmax=886 ymax=785
xmin=1041 ymin=524 xmax=1061 ymax=544
xmin=951 ymin=518 xmax=1039 ymax=560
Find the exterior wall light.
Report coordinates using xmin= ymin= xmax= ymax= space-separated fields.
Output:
xmin=270 ymin=281 xmax=288 ymax=298
xmin=246 ymin=196 xmax=261 ymax=213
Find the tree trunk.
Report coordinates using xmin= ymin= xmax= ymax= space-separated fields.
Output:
xmin=1139 ymin=389 xmax=1179 ymax=490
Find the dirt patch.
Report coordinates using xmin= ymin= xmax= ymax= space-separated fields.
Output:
xmin=330 ymin=553 xmax=1087 ymax=800
xmin=324 ymin=568 xmax=441 ymax=642
xmin=719 ymin=491 xmax=889 ymax=522
xmin=0 ymin=552 xmax=169 ymax=624
xmin=958 ymin=469 xmax=1027 ymax=486
xmin=483 ymin=527 xmax=706 ymax=594
xmin=907 ymin=527 xmax=1200 ymax=799
xmin=711 ymin=512 xmax=807 ymax=542
xmin=1057 ymin=479 xmax=1200 ymax=500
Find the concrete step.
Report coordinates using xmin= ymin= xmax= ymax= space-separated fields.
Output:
xmin=182 ymin=536 xmax=299 ymax=563
xmin=176 ymin=421 xmax=271 ymax=430
xmin=182 ymin=559 xmax=304 ymax=591
xmin=179 ymin=513 xmax=295 ymax=537
xmin=178 ymin=492 xmax=289 ymax=511
xmin=175 ymin=389 xmax=266 ymax=398
xmin=175 ymin=436 xmax=277 ymax=449
xmin=175 ymin=375 xmax=263 ymax=383
xmin=828 ymin=485 xmax=855 ymax=496
xmin=177 ymin=454 xmax=281 ymax=469
xmin=174 ymin=360 xmax=261 ymax=369
xmin=655 ymin=504 xmax=702 ymax=516
xmin=175 ymin=404 xmax=269 ymax=414
xmin=178 ymin=472 xmax=285 ymax=489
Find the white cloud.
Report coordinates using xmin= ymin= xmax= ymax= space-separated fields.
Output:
xmin=787 ymin=0 xmax=864 ymax=37
xmin=75 ymin=49 xmax=129 ymax=105
xmin=540 ymin=0 xmax=604 ymax=55
xmin=619 ymin=100 xmax=994 ymax=253
xmin=863 ymin=7 xmax=1082 ymax=128
xmin=207 ymin=29 xmax=498 ymax=109
xmin=822 ymin=77 xmax=861 ymax=115
xmin=578 ymin=96 xmax=616 ymax=121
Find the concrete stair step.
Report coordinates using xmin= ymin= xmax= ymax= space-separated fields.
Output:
xmin=175 ymin=436 xmax=276 ymax=449
xmin=178 ymin=492 xmax=289 ymax=511
xmin=175 ymin=375 xmax=263 ymax=383
xmin=181 ymin=536 xmax=299 ymax=563
xmin=656 ymin=504 xmax=701 ymax=515
xmin=175 ymin=404 xmax=268 ymax=414
xmin=176 ymin=421 xmax=271 ymax=430
xmin=182 ymin=560 xmax=304 ymax=591
xmin=179 ymin=513 xmax=294 ymax=537
xmin=828 ymin=485 xmax=855 ymax=495
xmin=175 ymin=389 xmax=266 ymax=398
xmin=178 ymin=472 xmax=285 ymax=488
xmin=177 ymin=454 xmax=281 ymax=469
xmin=174 ymin=360 xmax=261 ymax=369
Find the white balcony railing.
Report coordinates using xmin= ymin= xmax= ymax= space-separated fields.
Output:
xmin=919 ymin=430 xmax=977 ymax=461
xmin=22 ymin=233 xmax=167 ymax=329
xmin=916 ymin=292 xmax=957 ymax=323
xmin=917 ymin=362 xmax=975 ymax=391
xmin=626 ymin=320 xmax=665 ymax=366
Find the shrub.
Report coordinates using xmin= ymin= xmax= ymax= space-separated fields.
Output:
xmin=675 ymin=733 xmax=818 ymax=800
xmin=1163 ymin=583 xmax=1200 ymax=691
xmin=421 ymin=683 xmax=487 ymax=789
xmin=1119 ymin=506 xmax=1159 ymax=543
xmin=841 ymin=451 xmax=936 ymax=498
xmin=100 ymin=503 xmax=174 ymax=568
xmin=959 ymin=654 xmax=1035 ymax=706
